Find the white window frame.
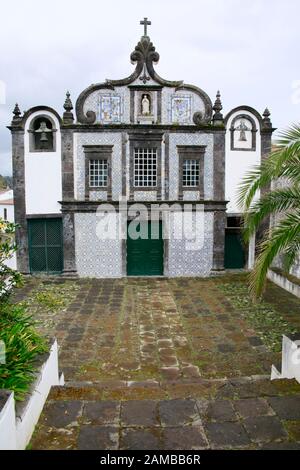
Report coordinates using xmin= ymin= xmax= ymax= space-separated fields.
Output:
xmin=134 ymin=148 xmax=157 ymax=188
xmin=182 ymin=158 xmax=200 ymax=187
xmin=89 ymin=159 xmax=108 ymax=188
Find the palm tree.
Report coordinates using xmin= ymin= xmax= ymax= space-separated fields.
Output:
xmin=238 ymin=124 xmax=300 ymax=299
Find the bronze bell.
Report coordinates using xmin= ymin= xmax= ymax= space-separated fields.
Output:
xmin=36 ymin=121 xmax=50 ymax=142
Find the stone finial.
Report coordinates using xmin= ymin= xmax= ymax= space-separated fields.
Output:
xmin=262 ymin=107 xmax=272 ymax=129
xmin=12 ymin=103 xmax=22 ymax=123
xmin=212 ymin=90 xmax=224 ymax=125
xmin=63 ymin=91 xmax=74 ymax=124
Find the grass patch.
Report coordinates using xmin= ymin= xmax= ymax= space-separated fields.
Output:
xmin=217 ymin=280 xmax=296 ymax=352
xmin=25 ymin=282 xmax=80 ymax=312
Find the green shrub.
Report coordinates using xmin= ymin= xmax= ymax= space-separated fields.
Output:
xmin=0 ymin=302 xmax=48 ymax=401
xmin=0 ymin=218 xmax=23 ymax=299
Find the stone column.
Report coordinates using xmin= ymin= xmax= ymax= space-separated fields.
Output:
xmin=212 ymin=129 xmax=226 ymax=271
xmin=61 ymin=128 xmax=77 ymax=275
xmin=11 ymin=129 xmax=30 ymax=273
xmin=61 ymin=128 xmax=75 ymax=200
xmin=62 ymin=212 xmax=77 ymax=275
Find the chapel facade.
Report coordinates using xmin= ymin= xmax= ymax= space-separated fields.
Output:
xmin=9 ymin=20 xmax=274 ymax=277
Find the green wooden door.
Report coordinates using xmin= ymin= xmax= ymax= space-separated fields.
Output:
xmin=127 ymin=221 xmax=164 ymax=276
xmin=224 ymin=229 xmax=245 ymax=269
xmin=28 ymin=218 xmax=63 ymax=274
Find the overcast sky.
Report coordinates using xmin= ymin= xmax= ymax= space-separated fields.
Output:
xmin=0 ymin=0 xmax=299 ymax=175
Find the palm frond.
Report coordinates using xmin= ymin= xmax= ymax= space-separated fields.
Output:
xmin=243 ymin=186 xmax=300 ymax=241
xmin=282 ymin=236 xmax=300 ymax=272
xmin=249 ymin=211 xmax=300 ymax=298
xmin=237 ymin=124 xmax=300 ymax=212
xmin=276 ymin=123 xmax=300 ymax=147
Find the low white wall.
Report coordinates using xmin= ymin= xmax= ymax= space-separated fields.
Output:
xmin=0 ymin=392 xmax=17 ymax=450
xmin=0 ymin=339 xmax=64 ymax=450
xmin=268 ymin=269 xmax=300 ymax=299
xmin=271 ymin=334 xmax=300 ymax=384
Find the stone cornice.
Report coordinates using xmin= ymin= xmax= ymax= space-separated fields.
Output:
xmin=59 ymin=200 xmax=228 ymax=213
xmin=60 ymin=123 xmax=225 ymax=133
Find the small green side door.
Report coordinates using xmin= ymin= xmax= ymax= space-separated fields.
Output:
xmin=127 ymin=221 xmax=164 ymax=276
xmin=224 ymin=229 xmax=245 ymax=269
xmin=28 ymin=218 xmax=63 ymax=274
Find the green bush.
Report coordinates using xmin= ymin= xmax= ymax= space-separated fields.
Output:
xmin=0 ymin=302 xmax=48 ymax=401
xmin=0 ymin=218 xmax=23 ymax=299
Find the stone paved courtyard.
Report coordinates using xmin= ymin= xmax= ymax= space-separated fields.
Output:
xmin=12 ymin=273 xmax=300 ymax=449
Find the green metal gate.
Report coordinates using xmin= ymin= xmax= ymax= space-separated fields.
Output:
xmin=127 ymin=221 xmax=164 ymax=276
xmin=28 ymin=218 xmax=63 ymax=274
xmin=224 ymin=228 xmax=245 ymax=269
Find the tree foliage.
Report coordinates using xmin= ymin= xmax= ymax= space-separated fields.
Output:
xmin=238 ymin=124 xmax=300 ymax=298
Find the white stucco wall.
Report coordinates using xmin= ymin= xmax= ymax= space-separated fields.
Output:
xmin=24 ymin=110 xmax=62 ymax=215
xmin=225 ymin=110 xmax=261 ymax=213
xmin=0 ymin=203 xmax=14 ymax=223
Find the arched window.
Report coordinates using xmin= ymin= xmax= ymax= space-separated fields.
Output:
xmin=29 ymin=116 xmax=56 ymax=152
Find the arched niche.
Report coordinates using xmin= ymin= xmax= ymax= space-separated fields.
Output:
xmin=229 ymin=114 xmax=257 ymax=151
xmin=28 ymin=115 xmax=57 ymax=152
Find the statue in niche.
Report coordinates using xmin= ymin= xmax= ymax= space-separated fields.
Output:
xmin=141 ymin=94 xmax=151 ymax=115
xmin=236 ymin=119 xmax=250 ymax=141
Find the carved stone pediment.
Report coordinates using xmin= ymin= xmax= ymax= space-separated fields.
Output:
xmin=75 ymin=35 xmax=212 ymax=125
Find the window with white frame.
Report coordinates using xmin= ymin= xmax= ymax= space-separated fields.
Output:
xmin=134 ymin=148 xmax=157 ymax=187
xmin=182 ymin=159 xmax=200 ymax=187
xmin=89 ymin=159 xmax=108 ymax=187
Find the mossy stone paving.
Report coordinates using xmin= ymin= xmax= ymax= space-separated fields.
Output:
xmin=13 ymin=273 xmax=300 ymax=449
xmin=14 ymin=273 xmax=300 ymax=383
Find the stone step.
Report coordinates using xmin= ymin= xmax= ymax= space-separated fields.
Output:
xmin=47 ymin=375 xmax=300 ymax=402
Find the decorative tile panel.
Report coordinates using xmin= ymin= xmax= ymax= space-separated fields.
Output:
xmin=100 ymin=95 xmax=121 ymax=123
xmin=161 ymin=88 xmax=206 ymax=125
xmin=133 ymin=191 xmax=157 ymax=201
xmin=89 ymin=191 xmax=108 ymax=201
xmin=182 ymin=191 xmax=200 ymax=201
xmin=171 ymin=95 xmax=192 ymax=124
xmin=83 ymin=86 xmax=130 ymax=124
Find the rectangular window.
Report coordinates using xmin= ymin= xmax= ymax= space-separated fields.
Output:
xmin=134 ymin=148 xmax=157 ymax=187
xmin=3 ymin=208 xmax=7 ymax=220
xmin=183 ymin=159 xmax=200 ymax=187
xmin=89 ymin=159 xmax=108 ymax=187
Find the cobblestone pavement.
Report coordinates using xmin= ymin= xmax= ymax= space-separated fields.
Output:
xmin=13 ymin=274 xmax=300 ymax=450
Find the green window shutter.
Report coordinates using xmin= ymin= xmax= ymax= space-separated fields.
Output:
xmin=28 ymin=218 xmax=63 ymax=274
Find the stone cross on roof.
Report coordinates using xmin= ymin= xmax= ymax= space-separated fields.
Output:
xmin=140 ymin=17 xmax=151 ymax=36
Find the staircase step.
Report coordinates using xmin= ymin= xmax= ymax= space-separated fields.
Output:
xmin=47 ymin=375 xmax=300 ymax=402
